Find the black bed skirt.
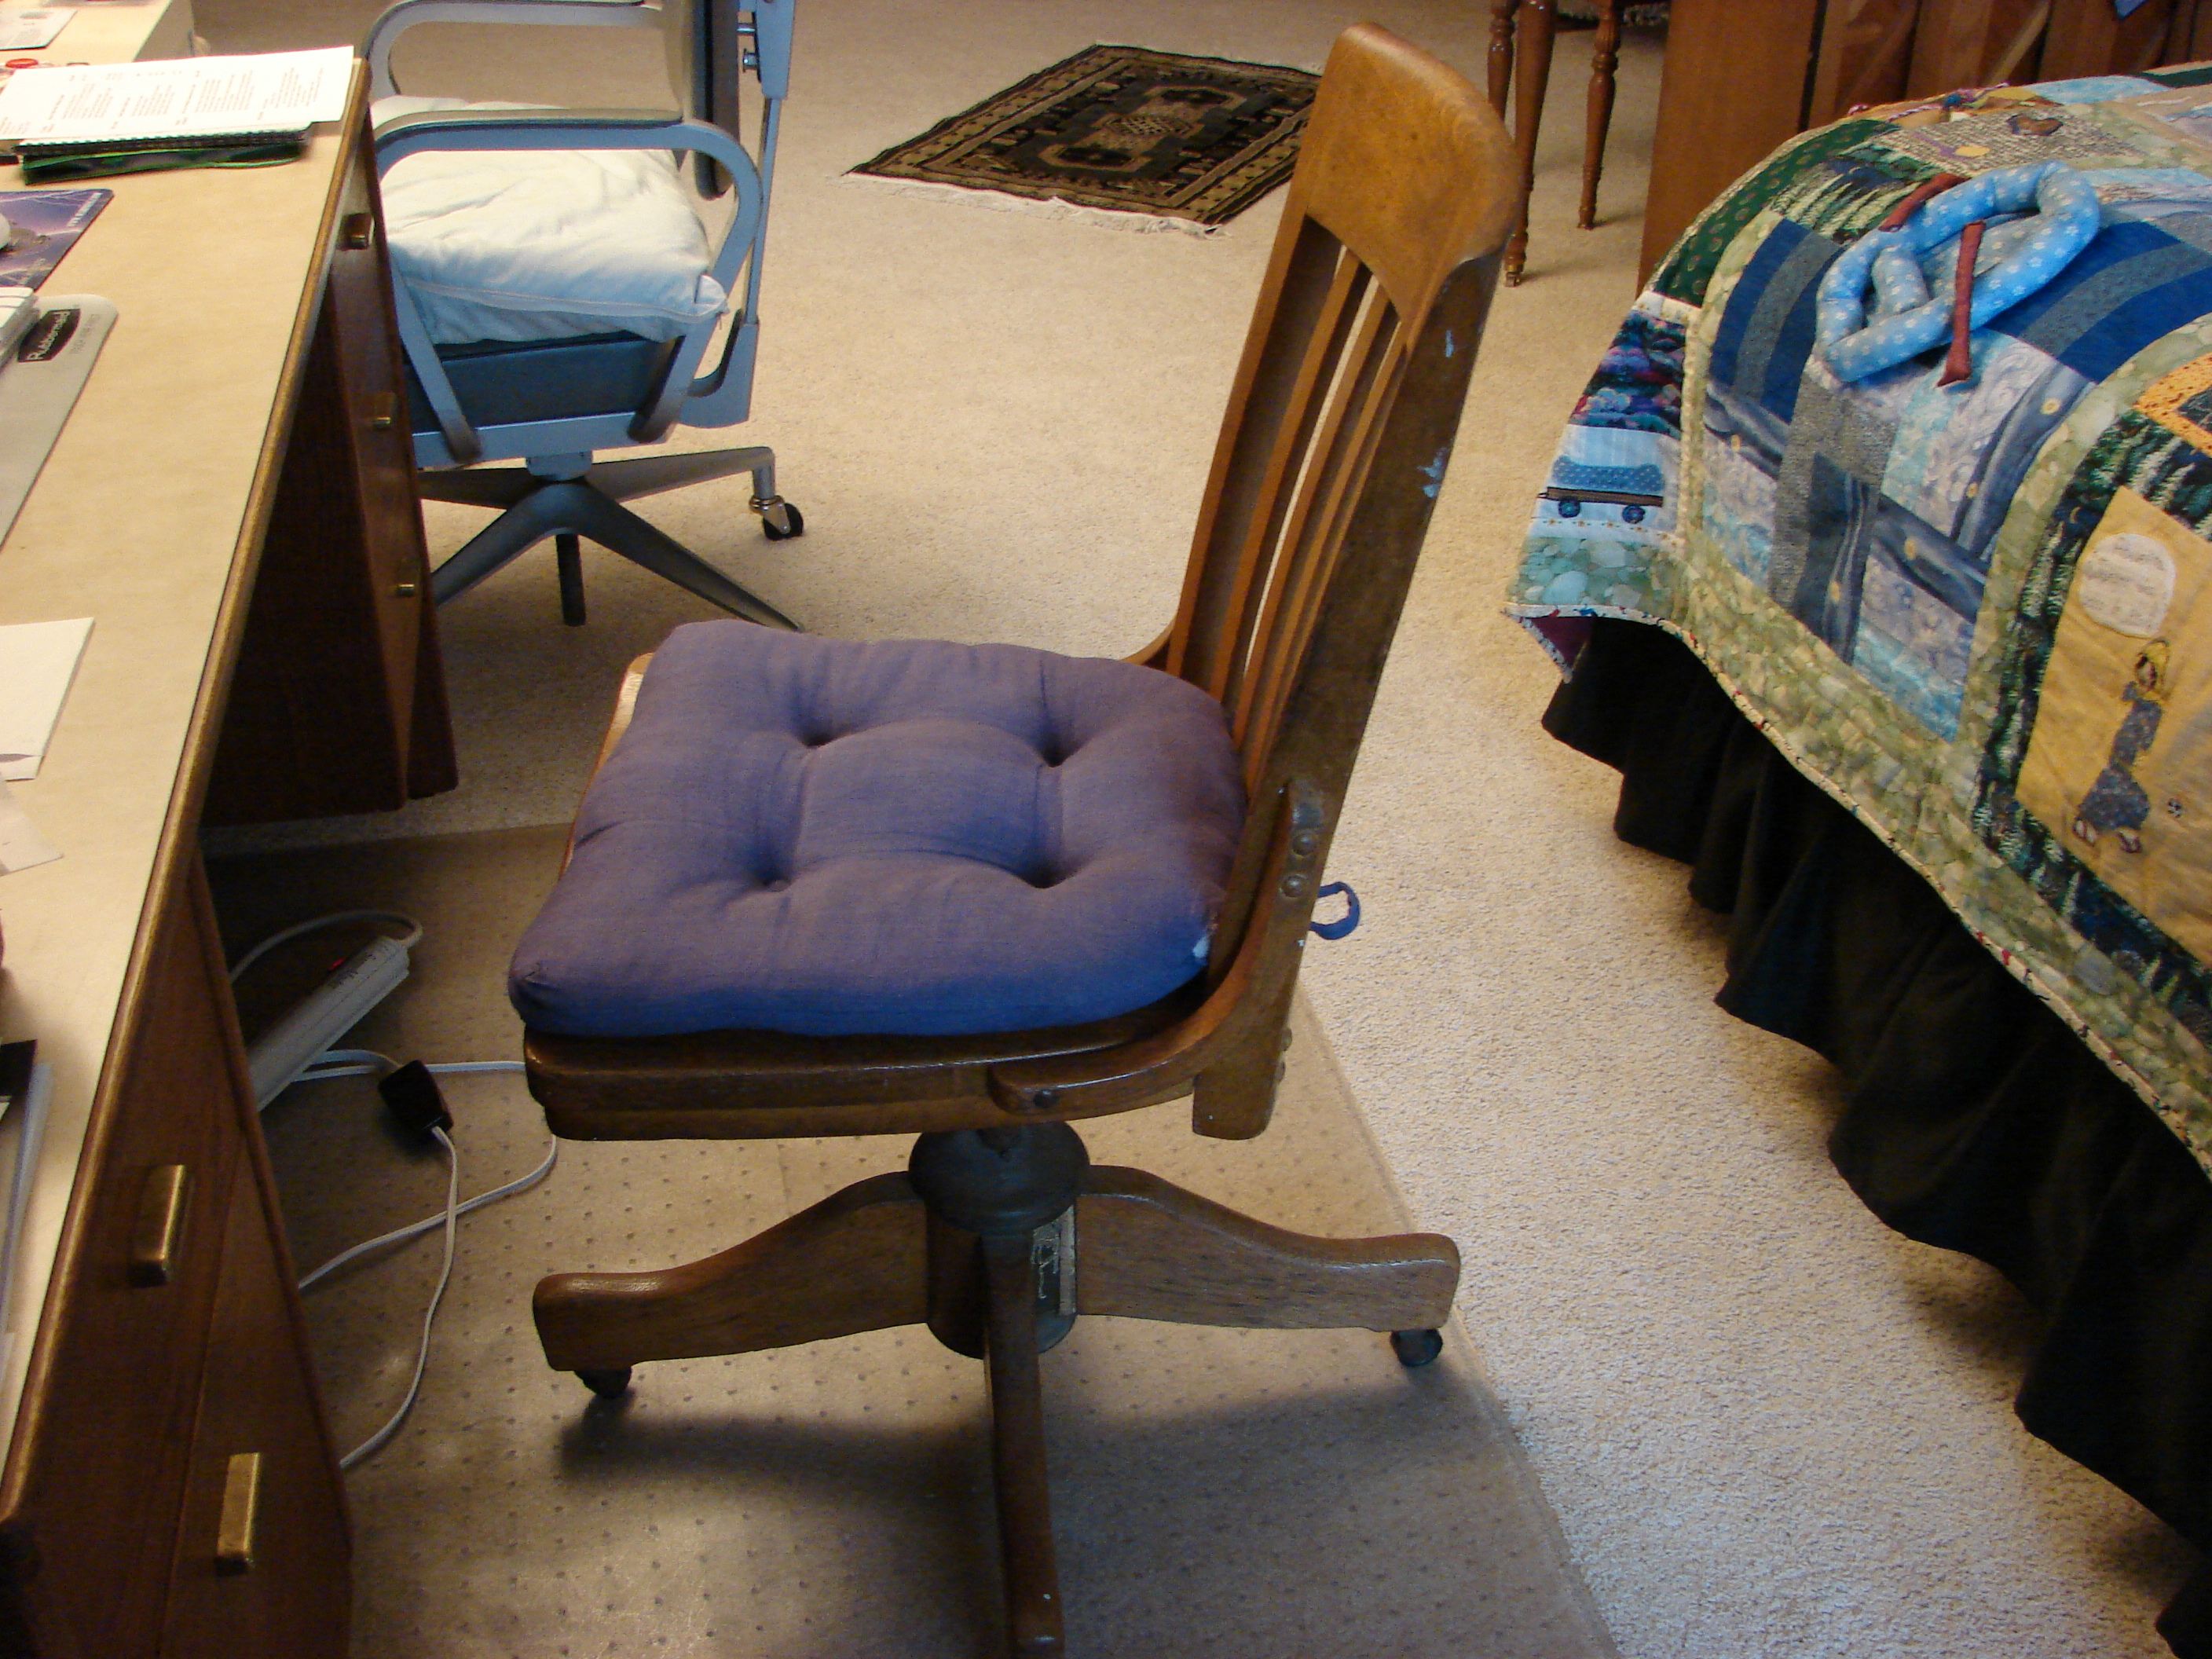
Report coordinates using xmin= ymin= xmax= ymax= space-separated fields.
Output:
xmin=1543 ymin=619 xmax=2212 ymax=1654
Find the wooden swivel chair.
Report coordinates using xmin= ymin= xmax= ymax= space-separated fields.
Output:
xmin=515 ymin=24 xmax=1514 ymax=1654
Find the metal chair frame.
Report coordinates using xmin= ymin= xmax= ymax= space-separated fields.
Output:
xmin=363 ymin=0 xmax=801 ymax=627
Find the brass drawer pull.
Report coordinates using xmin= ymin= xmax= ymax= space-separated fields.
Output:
xmin=339 ymin=211 xmax=373 ymax=252
xmin=127 ymin=1164 xmax=189 ymax=1287
xmin=215 ymin=1452 xmax=262 ymax=1574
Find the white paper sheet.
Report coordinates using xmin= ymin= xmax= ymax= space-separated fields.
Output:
xmin=0 ymin=45 xmax=353 ymax=142
xmin=0 ymin=780 xmax=56 ymax=872
xmin=0 ymin=616 xmax=87 ymax=781
xmin=0 ymin=11 xmax=71 ymax=53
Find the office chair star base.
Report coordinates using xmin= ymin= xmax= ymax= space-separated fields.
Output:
xmin=533 ymin=1122 xmax=1460 ymax=1657
xmin=421 ymin=446 xmax=800 ymax=628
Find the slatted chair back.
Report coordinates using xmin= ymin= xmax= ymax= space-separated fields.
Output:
xmin=1163 ymin=24 xmax=1514 ymax=970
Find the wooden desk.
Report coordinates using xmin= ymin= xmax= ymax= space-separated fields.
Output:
xmin=0 ymin=70 xmax=449 ymax=1655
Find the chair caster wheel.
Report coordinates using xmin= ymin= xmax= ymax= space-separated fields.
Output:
xmin=577 ymin=1367 xmax=632 ymax=1398
xmin=760 ymin=502 xmax=804 ymax=540
xmin=1390 ymin=1329 xmax=1443 ymax=1368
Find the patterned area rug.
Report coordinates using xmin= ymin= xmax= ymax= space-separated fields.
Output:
xmin=851 ymin=45 xmax=1317 ymax=226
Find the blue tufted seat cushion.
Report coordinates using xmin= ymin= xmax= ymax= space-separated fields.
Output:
xmin=509 ymin=621 xmax=1247 ymax=1038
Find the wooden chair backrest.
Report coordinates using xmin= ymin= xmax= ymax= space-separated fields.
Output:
xmin=526 ymin=27 xmax=1517 ymax=1141
xmin=1163 ymin=24 xmax=1514 ymax=964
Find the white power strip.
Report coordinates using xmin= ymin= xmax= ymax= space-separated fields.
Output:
xmin=247 ymin=936 xmax=411 ymax=1108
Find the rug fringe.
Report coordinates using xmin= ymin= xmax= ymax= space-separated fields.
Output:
xmin=835 ymin=170 xmax=1237 ymax=237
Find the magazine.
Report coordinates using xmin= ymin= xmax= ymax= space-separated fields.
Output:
xmin=0 ymin=188 xmax=110 ymax=288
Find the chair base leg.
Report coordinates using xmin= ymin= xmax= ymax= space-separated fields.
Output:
xmin=415 ymin=444 xmax=778 ymax=509
xmin=555 ymin=532 xmax=587 ymax=625
xmin=422 ymin=441 xmax=800 ymax=627
xmin=533 ymin=1130 xmax=1459 ymax=1658
xmin=533 ymin=1171 xmax=926 ymax=1370
xmin=983 ymin=1231 xmax=1066 ymax=1656
xmin=1075 ymin=1165 xmax=1460 ymax=1329
xmin=580 ymin=445 xmax=777 ymax=504
xmin=429 ymin=477 xmax=798 ymax=628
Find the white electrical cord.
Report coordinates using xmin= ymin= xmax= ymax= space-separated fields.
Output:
xmin=284 ymin=1051 xmax=558 ymax=1470
xmin=227 ymin=910 xmax=423 ymax=982
xmin=335 ymin=1124 xmax=460 ymax=1471
xmin=297 ymin=1059 xmax=556 ymax=1287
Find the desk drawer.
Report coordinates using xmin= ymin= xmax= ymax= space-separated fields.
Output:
xmin=160 ymin=1159 xmax=348 ymax=1659
xmin=6 ymin=877 xmax=244 ymax=1655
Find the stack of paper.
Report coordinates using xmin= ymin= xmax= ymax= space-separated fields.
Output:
xmin=0 ymin=10 xmax=70 ymax=55
xmin=0 ymin=45 xmax=354 ymax=144
xmin=0 ymin=615 xmax=87 ymax=781
xmin=0 ymin=782 xmax=54 ymax=873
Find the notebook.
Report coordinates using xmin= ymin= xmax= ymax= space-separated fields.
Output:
xmin=0 ymin=46 xmax=353 ymax=178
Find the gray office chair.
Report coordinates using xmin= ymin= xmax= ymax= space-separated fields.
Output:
xmin=365 ymin=0 xmax=800 ymax=628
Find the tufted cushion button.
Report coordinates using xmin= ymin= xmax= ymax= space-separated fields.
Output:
xmin=511 ymin=623 xmax=1246 ymax=1037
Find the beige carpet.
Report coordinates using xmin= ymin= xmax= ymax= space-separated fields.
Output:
xmin=212 ymin=828 xmax=1617 ymax=1659
xmin=189 ymin=0 xmax=2203 ymax=1653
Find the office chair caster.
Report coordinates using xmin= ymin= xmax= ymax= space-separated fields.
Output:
xmin=760 ymin=501 xmax=804 ymax=540
xmin=576 ymin=1366 xmax=633 ymax=1398
xmin=1390 ymin=1328 xmax=1443 ymax=1368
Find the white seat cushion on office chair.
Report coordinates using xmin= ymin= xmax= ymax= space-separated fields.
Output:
xmin=373 ymin=95 xmax=727 ymax=346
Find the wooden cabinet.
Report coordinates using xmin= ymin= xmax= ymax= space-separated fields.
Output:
xmin=1642 ymin=0 xmax=2212 ymax=283
xmin=0 ymin=869 xmax=345 ymax=1657
xmin=204 ymin=123 xmax=457 ymax=826
xmin=1640 ymin=2 xmax=1825 ymax=287
xmin=160 ymin=1152 xmax=348 ymax=1659
xmin=0 ymin=874 xmax=247 ymax=1657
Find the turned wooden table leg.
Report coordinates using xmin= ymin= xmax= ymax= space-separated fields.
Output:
xmin=1580 ymin=0 xmax=1621 ymax=229
xmin=1488 ymin=0 xmax=1517 ymax=114
xmin=1507 ymin=0 xmax=1558 ymax=285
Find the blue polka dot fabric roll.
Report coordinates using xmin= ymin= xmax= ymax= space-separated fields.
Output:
xmin=1817 ymin=161 xmax=2101 ymax=383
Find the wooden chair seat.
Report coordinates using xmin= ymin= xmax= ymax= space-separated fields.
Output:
xmin=524 ymin=981 xmax=1202 ymax=1141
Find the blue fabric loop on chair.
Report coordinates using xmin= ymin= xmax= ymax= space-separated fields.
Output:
xmin=1816 ymin=161 xmax=2101 ymax=383
xmin=1309 ymin=881 xmax=1361 ymax=940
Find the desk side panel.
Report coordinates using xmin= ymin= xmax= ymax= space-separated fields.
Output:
xmin=205 ymin=139 xmax=452 ymax=825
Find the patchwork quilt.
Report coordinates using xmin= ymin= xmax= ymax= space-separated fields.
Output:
xmin=1510 ymin=69 xmax=2212 ymax=1170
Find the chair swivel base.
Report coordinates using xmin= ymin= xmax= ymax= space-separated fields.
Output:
xmin=419 ymin=446 xmax=803 ymax=630
xmin=533 ymin=1122 xmax=1460 ymax=1655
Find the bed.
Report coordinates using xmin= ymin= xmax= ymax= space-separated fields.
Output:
xmin=1511 ymin=67 xmax=2212 ymax=1655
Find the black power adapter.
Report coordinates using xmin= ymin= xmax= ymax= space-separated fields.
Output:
xmin=377 ymin=1060 xmax=453 ymax=1141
